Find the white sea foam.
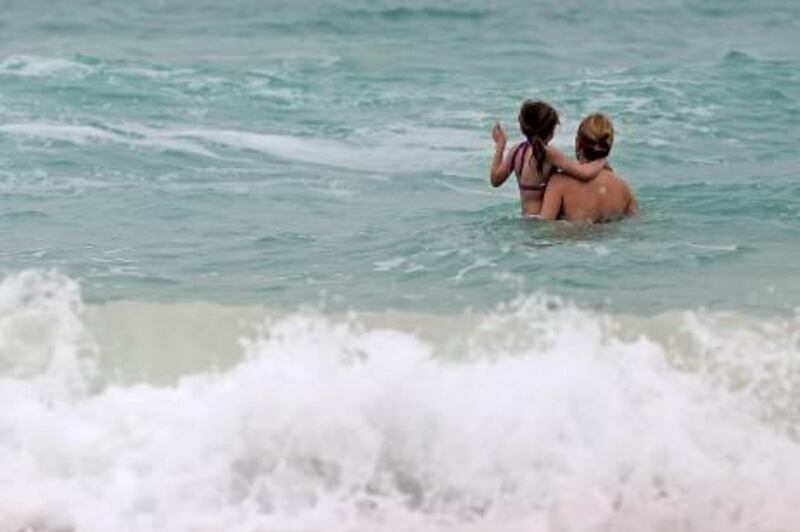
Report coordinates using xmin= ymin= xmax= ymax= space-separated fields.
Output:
xmin=687 ymin=242 xmax=738 ymax=252
xmin=0 ymin=123 xmax=120 ymax=144
xmin=0 ymin=123 xmax=216 ymax=158
xmin=0 ymin=121 xmax=462 ymax=173
xmin=0 ymin=270 xmax=799 ymax=531
xmin=165 ymin=127 xmax=464 ymax=173
xmin=0 ymin=55 xmax=95 ymax=79
xmin=373 ymin=257 xmax=407 ymax=272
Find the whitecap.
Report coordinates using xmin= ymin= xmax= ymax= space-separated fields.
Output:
xmin=0 ymin=55 xmax=95 ymax=79
xmin=1 ymin=272 xmax=799 ymax=531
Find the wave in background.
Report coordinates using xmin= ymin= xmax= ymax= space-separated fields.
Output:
xmin=1 ymin=270 xmax=799 ymax=531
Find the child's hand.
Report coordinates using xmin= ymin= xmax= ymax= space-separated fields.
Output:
xmin=492 ymin=122 xmax=507 ymax=149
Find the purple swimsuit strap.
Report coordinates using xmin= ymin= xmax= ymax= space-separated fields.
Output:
xmin=510 ymin=141 xmax=529 ymax=177
xmin=512 ymin=140 xmax=547 ymax=192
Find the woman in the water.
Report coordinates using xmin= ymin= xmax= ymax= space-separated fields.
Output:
xmin=489 ymin=99 xmax=607 ymax=216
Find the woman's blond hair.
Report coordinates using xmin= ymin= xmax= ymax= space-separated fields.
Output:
xmin=577 ymin=113 xmax=614 ymax=161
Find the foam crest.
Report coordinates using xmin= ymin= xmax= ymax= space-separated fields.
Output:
xmin=0 ymin=55 xmax=95 ymax=79
xmin=1 ymin=272 xmax=799 ymax=531
xmin=0 ymin=121 xmax=460 ymax=172
xmin=0 ymin=271 xmax=95 ymax=404
xmin=0 ymin=123 xmax=119 ymax=144
xmin=166 ymin=127 xmax=463 ymax=173
xmin=0 ymin=123 xmax=217 ymax=158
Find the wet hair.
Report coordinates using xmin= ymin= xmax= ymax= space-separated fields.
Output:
xmin=518 ymin=100 xmax=560 ymax=176
xmin=576 ymin=113 xmax=614 ymax=161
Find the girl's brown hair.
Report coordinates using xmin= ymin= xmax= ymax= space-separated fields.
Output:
xmin=576 ymin=113 xmax=614 ymax=161
xmin=518 ymin=100 xmax=559 ymax=176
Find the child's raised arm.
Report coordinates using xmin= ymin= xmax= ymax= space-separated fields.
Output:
xmin=545 ymin=145 xmax=606 ymax=181
xmin=489 ymin=122 xmax=513 ymax=187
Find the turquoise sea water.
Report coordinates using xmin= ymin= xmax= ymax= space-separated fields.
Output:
xmin=1 ymin=1 xmax=800 ymax=530
xmin=1 ymin=0 xmax=798 ymax=313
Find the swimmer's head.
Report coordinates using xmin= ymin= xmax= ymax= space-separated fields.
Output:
xmin=518 ymin=99 xmax=559 ymax=144
xmin=576 ymin=113 xmax=614 ymax=161
xmin=518 ymin=99 xmax=559 ymax=174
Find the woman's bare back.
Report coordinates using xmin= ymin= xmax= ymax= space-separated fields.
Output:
xmin=541 ymin=170 xmax=636 ymax=222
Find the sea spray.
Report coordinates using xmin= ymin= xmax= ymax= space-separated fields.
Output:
xmin=1 ymin=271 xmax=799 ymax=531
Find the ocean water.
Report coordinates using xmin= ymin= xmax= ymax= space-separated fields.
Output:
xmin=1 ymin=0 xmax=799 ymax=530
